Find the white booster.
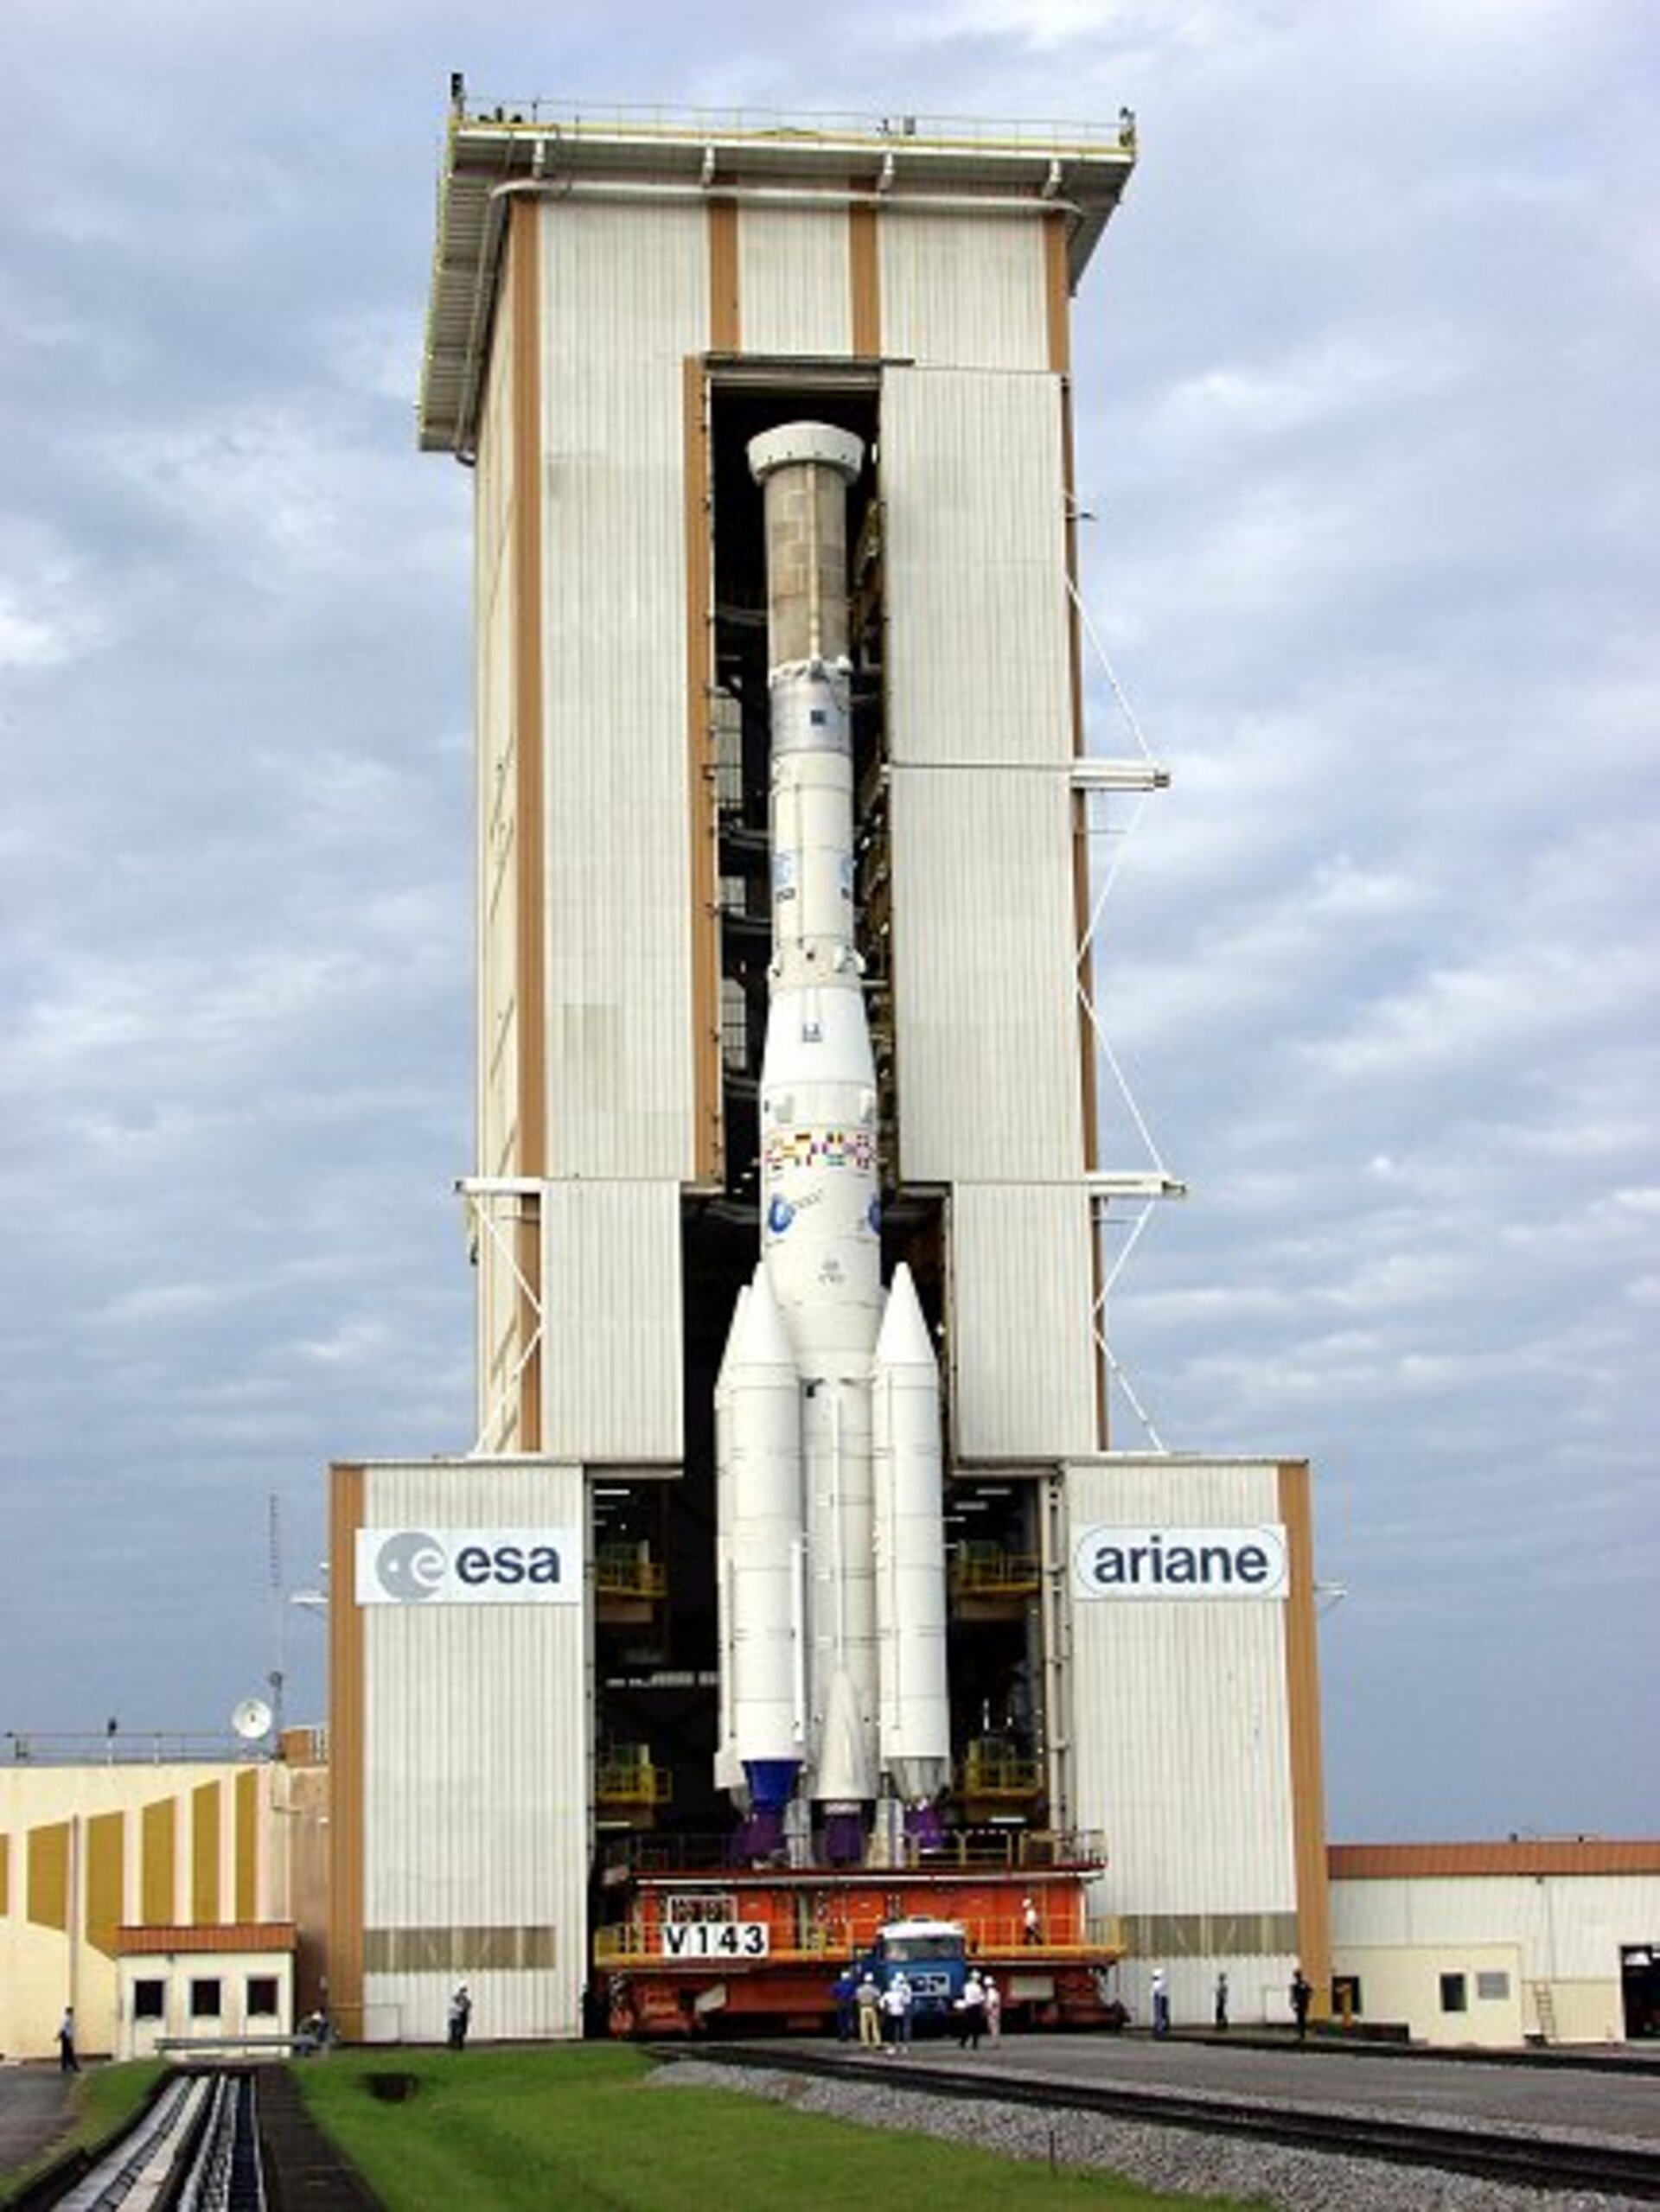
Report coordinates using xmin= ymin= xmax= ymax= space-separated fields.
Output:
xmin=716 ymin=422 xmax=951 ymax=1829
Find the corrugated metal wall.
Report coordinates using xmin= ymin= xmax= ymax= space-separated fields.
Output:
xmin=878 ymin=367 xmax=1091 ymax=1449
xmin=950 ymin=1185 xmax=1096 ymax=1457
xmin=1066 ymin=1456 xmax=1305 ymax=2027
xmin=1064 ymin=1457 xmax=1299 ymax=1909
xmin=737 ymin=206 xmax=851 ymax=355
xmin=887 ymin=762 xmax=1082 ymax=1178
xmin=538 ymin=201 xmax=706 ymax=1178
xmin=1334 ymin=1872 xmax=1660 ymax=1980
xmin=361 ymin=1459 xmax=588 ymax=2042
xmin=883 ymin=368 xmax=1073 ymax=770
xmin=879 ymin=213 xmax=1050 ymax=370
xmin=539 ymin=1182 xmax=682 ymax=1460
xmin=474 ymin=290 xmax=521 ymax=1443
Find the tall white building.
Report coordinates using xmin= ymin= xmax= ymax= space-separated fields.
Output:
xmin=326 ymin=92 xmax=1331 ymax=2043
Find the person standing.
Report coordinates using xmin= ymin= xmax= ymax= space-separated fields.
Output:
xmin=1290 ymin=1967 xmax=1312 ymax=2043
xmin=982 ymin=1975 xmax=1002 ymax=2042
xmin=833 ymin=1967 xmax=857 ymax=2043
xmin=1021 ymin=1895 xmax=1040 ymax=1945
xmin=447 ymin=1983 xmax=472 ymax=2050
xmin=57 ymin=2006 xmax=80 ymax=2074
xmin=1150 ymin=1968 xmax=1170 ymax=2038
xmin=856 ymin=1973 xmax=881 ymax=2048
xmin=891 ymin=1971 xmax=913 ymax=2051
xmin=956 ymin=1969 xmax=986 ymax=2049
xmin=1214 ymin=1971 xmax=1229 ymax=2031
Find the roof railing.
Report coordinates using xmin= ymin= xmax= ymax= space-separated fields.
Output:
xmin=450 ymin=95 xmax=1135 ymax=158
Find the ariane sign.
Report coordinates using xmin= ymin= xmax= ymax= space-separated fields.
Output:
xmin=1071 ymin=1524 xmax=1289 ymax=1601
xmin=356 ymin=1527 xmax=582 ymax=1606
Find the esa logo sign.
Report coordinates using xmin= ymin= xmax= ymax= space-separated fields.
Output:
xmin=355 ymin=1527 xmax=581 ymax=1607
xmin=1071 ymin=1525 xmax=1289 ymax=1602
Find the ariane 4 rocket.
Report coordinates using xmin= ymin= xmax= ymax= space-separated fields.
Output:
xmin=715 ymin=422 xmax=951 ymax=1856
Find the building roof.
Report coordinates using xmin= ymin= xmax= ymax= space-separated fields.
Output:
xmin=1329 ymin=1839 xmax=1660 ymax=1881
xmin=418 ymin=96 xmax=1137 ymax=457
xmin=115 ymin=1922 xmax=298 ymax=1956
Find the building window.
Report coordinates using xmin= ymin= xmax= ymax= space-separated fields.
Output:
xmin=1440 ymin=1973 xmax=1467 ymax=2014
xmin=133 ymin=1979 xmax=166 ymax=2021
xmin=246 ymin=1976 xmax=280 ymax=2018
xmin=189 ymin=1979 xmax=222 ymax=2019
xmin=1476 ymin=1971 xmax=1510 ymax=2002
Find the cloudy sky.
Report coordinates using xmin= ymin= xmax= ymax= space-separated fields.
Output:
xmin=3 ymin=1 xmax=1653 ymax=1843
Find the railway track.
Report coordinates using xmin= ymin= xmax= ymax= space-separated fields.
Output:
xmin=657 ymin=2041 xmax=1660 ymax=2202
xmin=17 ymin=2069 xmax=265 ymax=2212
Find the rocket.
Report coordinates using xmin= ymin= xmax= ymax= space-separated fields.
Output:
xmin=715 ymin=423 xmax=951 ymax=1856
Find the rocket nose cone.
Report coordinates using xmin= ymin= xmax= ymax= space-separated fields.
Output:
xmin=874 ymin=1262 xmax=937 ymax=1372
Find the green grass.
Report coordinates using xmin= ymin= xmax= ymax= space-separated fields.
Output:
xmin=0 ymin=2061 xmax=167 ymax=2208
xmin=294 ymin=2045 xmax=1268 ymax=2211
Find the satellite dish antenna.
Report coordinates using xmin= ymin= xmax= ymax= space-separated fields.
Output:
xmin=231 ymin=1697 xmax=274 ymax=1743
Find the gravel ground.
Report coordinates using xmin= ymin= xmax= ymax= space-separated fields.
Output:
xmin=648 ymin=2058 xmax=1651 ymax=2212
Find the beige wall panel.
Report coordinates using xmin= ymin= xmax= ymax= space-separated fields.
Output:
xmin=538 ymin=204 xmax=706 ymax=1178
xmin=361 ymin=1460 xmax=588 ymax=2041
xmin=1063 ymin=1458 xmax=1299 ymax=2008
xmin=879 ymin=214 xmax=1050 ymax=370
xmin=539 ymin=1182 xmax=682 ymax=1460
xmin=950 ymin=1184 xmax=1096 ymax=1458
xmin=1333 ymin=1941 xmax=1526 ymax=2046
xmin=883 ymin=369 xmax=1073 ymax=770
xmin=1332 ymin=1871 xmax=1660 ymax=1983
xmin=890 ymin=766 xmax=1082 ymax=1181
xmin=737 ymin=205 xmax=852 ymax=357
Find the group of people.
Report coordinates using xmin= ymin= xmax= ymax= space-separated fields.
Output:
xmin=1146 ymin=1965 xmax=1316 ymax=2039
xmin=833 ymin=1967 xmax=1003 ymax=2050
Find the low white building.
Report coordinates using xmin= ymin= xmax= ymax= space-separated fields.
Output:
xmin=113 ymin=1922 xmax=297 ymax=2061
xmin=1330 ymin=1839 xmax=1660 ymax=2047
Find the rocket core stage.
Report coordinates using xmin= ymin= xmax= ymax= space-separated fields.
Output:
xmin=714 ymin=423 xmax=951 ymax=1859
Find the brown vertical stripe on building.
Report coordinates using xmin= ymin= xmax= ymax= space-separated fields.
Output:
xmin=86 ymin=1812 xmax=123 ymax=1956
xmin=1279 ymin=1458 xmax=1333 ymax=2012
xmin=509 ymin=202 xmax=546 ymax=1448
xmin=1044 ymin=212 xmax=1072 ymax=379
xmin=27 ymin=1822 xmax=70 ymax=1931
xmin=328 ymin=1462 xmax=367 ymax=2035
xmin=234 ymin=1769 xmax=259 ymax=1922
xmin=1050 ymin=235 xmax=1105 ymax=1440
xmin=708 ymin=201 xmax=740 ymax=350
xmin=140 ymin=1800 xmax=176 ymax=1926
xmin=192 ymin=1782 xmax=221 ymax=1924
xmin=684 ymin=357 xmax=723 ymax=1188
xmin=849 ymin=204 xmax=881 ymax=357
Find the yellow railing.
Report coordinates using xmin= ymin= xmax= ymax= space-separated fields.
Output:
xmin=592 ymin=1913 xmax=1125 ymax=1967
xmin=594 ymin=1552 xmax=667 ymax=1600
xmin=597 ymin=1826 xmax=1108 ymax=1877
xmin=950 ymin=1547 xmax=1041 ymax=1598
xmin=961 ymin=1743 xmax=1043 ymax=1800
xmin=595 ymin=1750 xmax=672 ymax=1807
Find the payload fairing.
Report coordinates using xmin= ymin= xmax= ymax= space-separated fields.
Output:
xmin=715 ymin=424 xmax=950 ymax=1855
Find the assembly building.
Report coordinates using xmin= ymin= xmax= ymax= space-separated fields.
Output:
xmin=323 ymin=91 xmax=1324 ymax=2045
